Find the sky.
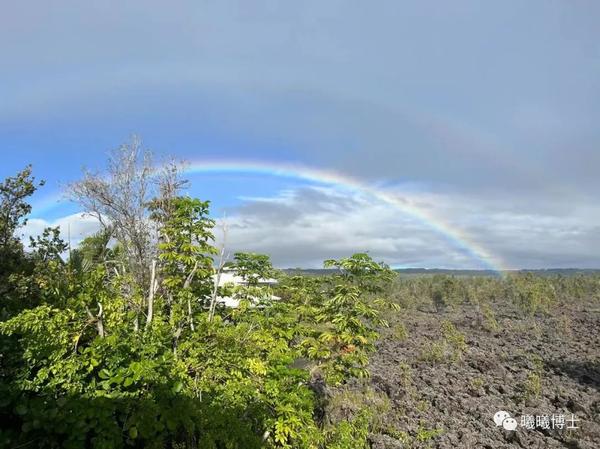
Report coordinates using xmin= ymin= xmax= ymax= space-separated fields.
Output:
xmin=2 ymin=0 xmax=599 ymax=269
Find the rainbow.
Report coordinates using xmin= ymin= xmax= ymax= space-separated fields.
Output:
xmin=30 ymin=159 xmax=508 ymax=273
xmin=184 ymin=160 xmax=508 ymax=273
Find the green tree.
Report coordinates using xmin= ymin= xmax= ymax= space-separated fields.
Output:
xmin=298 ymin=254 xmax=395 ymax=383
xmin=324 ymin=253 xmax=394 ymax=293
xmin=0 ymin=166 xmax=46 ymax=317
xmin=149 ymin=196 xmax=217 ymax=351
xmin=233 ymin=252 xmax=275 ymax=287
xmin=0 ymin=165 xmax=43 ymax=254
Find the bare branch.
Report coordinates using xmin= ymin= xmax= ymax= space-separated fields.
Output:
xmin=68 ymin=137 xmax=156 ymax=298
xmin=209 ymin=220 xmax=229 ymax=322
xmin=145 ymin=259 xmax=158 ymax=330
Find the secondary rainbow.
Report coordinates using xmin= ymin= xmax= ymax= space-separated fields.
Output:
xmin=185 ymin=160 xmax=508 ymax=273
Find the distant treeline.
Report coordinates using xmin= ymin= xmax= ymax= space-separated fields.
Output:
xmin=284 ymin=268 xmax=600 ymax=277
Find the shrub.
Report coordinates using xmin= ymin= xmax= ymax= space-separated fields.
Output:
xmin=419 ymin=341 xmax=446 ymax=364
xmin=441 ymin=320 xmax=467 ymax=361
xmin=481 ymin=303 xmax=500 ymax=332
xmin=392 ymin=323 xmax=408 ymax=341
xmin=523 ymin=372 xmax=542 ymax=401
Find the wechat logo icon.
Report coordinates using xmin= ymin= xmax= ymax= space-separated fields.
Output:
xmin=494 ymin=411 xmax=518 ymax=431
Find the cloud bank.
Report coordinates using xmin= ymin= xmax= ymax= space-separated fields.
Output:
xmin=21 ymin=186 xmax=600 ymax=270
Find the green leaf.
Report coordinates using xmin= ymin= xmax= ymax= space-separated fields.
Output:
xmin=111 ymin=374 xmax=124 ymax=385
xmin=128 ymin=426 xmax=138 ymax=439
xmin=171 ymin=381 xmax=183 ymax=394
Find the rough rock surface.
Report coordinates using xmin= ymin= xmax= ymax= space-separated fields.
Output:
xmin=360 ymin=300 xmax=600 ymax=448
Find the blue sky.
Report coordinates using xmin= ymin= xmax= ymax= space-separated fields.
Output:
xmin=2 ymin=1 xmax=600 ymax=268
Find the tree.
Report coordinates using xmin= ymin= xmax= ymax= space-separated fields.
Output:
xmin=0 ymin=165 xmax=43 ymax=252
xmin=324 ymin=253 xmax=394 ymax=293
xmin=0 ymin=166 xmax=45 ymax=317
xmin=149 ymin=196 xmax=217 ymax=351
xmin=68 ymin=227 xmax=118 ymax=274
xmin=68 ymin=137 xmax=156 ymax=293
xmin=233 ymin=252 xmax=275 ymax=287
xmin=68 ymin=138 xmax=190 ymax=331
xmin=0 ymin=166 xmax=43 ymax=277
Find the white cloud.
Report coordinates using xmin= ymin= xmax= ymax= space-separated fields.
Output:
xmin=218 ymin=186 xmax=600 ymax=269
xmin=18 ymin=186 xmax=600 ymax=270
xmin=19 ymin=213 xmax=102 ymax=249
xmin=217 ymin=187 xmax=489 ymax=268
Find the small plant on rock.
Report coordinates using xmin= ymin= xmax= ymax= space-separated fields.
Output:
xmin=392 ymin=322 xmax=408 ymax=341
xmin=419 ymin=340 xmax=446 ymax=364
xmin=441 ymin=320 xmax=467 ymax=361
xmin=482 ymin=303 xmax=500 ymax=332
xmin=523 ymin=372 xmax=542 ymax=400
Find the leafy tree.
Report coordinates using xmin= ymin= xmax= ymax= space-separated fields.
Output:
xmin=430 ymin=275 xmax=465 ymax=312
xmin=324 ymin=253 xmax=394 ymax=293
xmin=69 ymin=227 xmax=116 ymax=274
xmin=0 ymin=165 xmax=43 ymax=254
xmin=149 ymin=196 xmax=217 ymax=350
xmin=0 ymin=166 xmax=46 ymax=317
xmin=233 ymin=252 xmax=275 ymax=287
xmin=510 ymin=273 xmax=556 ymax=316
xmin=293 ymin=254 xmax=396 ymax=384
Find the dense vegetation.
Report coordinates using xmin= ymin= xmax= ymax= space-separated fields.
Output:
xmin=1 ymin=148 xmax=598 ymax=448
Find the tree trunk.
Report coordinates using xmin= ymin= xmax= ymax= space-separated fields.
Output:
xmin=145 ymin=259 xmax=157 ymax=329
xmin=97 ymin=314 xmax=105 ymax=338
xmin=188 ymin=297 xmax=194 ymax=332
xmin=86 ymin=303 xmax=105 ymax=338
xmin=209 ymin=246 xmax=227 ymax=322
xmin=184 ymin=261 xmax=198 ymax=332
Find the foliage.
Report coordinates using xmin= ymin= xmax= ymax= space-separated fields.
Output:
xmin=420 ymin=320 xmax=467 ymax=364
xmin=430 ymin=275 xmax=465 ymax=312
xmin=470 ymin=377 xmax=484 ymax=391
xmin=440 ymin=320 xmax=467 ymax=360
xmin=69 ymin=227 xmax=118 ymax=274
xmin=149 ymin=196 xmax=216 ymax=349
xmin=233 ymin=252 xmax=275 ymax=287
xmin=415 ymin=424 xmax=444 ymax=442
xmin=324 ymin=411 xmax=370 ymax=449
xmin=0 ymin=165 xmax=43 ymax=252
xmin=392 ymin=322 xmax=408 ymax=341
xmin=0 ymin=165 xmax=406 ymax=449
xmin=509 ymin=273 xmax=557 ymax=316
xmin=419 ymin=340 xmax=446 ymax=364
xmin=324 ymin=253 xmax=394 ymax=293
xmin=522 ymin=372 xmax=542 ymax=401
xmin=0 ymin=165 xmax=46 ymax=318
xmin=298 ymin=255 xmax=398 ymax=384
xmin=519 ymin=354 xmax=544 ymax=402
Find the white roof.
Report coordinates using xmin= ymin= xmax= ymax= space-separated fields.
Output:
xmin=211 ymin=269 xmax=279 ymax=308
xmin=213 ymin=271 xmax=278 ymax=287
xmin=215 ymin=294 xmax=281 ymax=308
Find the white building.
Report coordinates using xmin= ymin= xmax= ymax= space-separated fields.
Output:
xmin=212 ymin=268 xmax=279 ymax=308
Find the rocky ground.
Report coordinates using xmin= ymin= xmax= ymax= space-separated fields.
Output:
xmin=332 ymin=299 xmax=600 ymax=448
